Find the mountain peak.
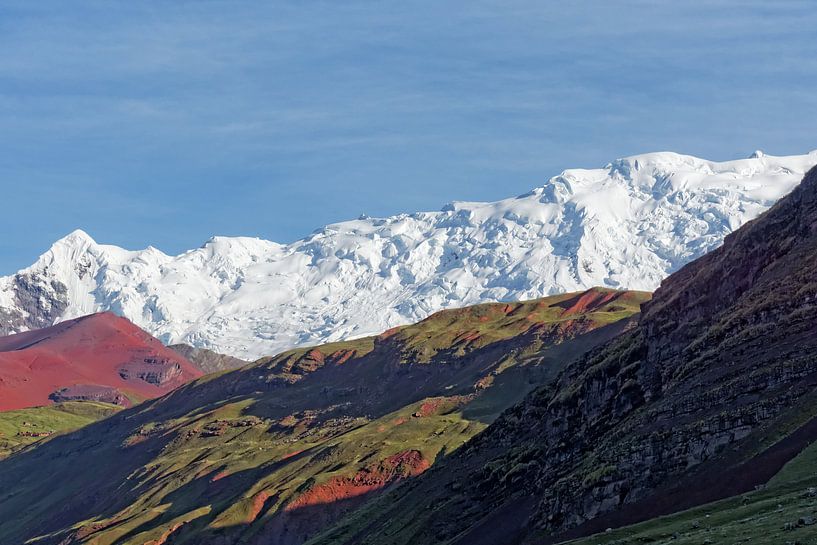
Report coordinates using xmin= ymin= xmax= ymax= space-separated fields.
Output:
xmin=2 ymin=150 xmax=816 ymax=358
xmin=28 ymin=229 xmax=100 ymax=275
xmin=51 ymin=229 xmax=96 ymax=249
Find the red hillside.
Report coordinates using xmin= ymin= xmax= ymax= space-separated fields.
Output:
xmin=0 ymin=312 xmax=202 ymax=411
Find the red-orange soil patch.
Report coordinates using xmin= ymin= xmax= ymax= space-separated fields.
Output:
xmin=282 ymin=449 xmax=304 ymax=460
xmin=285 ymin=450 xmax=430 ymax=512
xmin=143 ymin=521 xmax=186 ymax=545
xmin=327 ymin=349 xmax=357 ymax=365
xmin=557 ymin=289 xmax=619 ymax=317
xmin=247 ymin=491 xmax=272 ymax=523
xmin=211 ymin=470 xmax=231 ymax=482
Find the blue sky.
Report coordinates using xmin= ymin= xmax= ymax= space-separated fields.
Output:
xmin=1 ymin=1 xmax=815 ymax=272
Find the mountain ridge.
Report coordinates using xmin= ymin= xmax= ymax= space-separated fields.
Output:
xmin=307 ymin=164 xmax=817 ymax=545
xmin=2 ymin=150 xmax=815 ymax=359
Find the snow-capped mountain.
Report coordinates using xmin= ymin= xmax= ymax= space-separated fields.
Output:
xmin=2 ymin=150 xmax=815 ymax=359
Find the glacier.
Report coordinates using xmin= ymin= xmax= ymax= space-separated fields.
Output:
xmin=2 ymin=150 xmax=815 ymax=359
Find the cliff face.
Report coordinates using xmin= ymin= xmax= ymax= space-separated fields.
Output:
xmin=314 ymin=166 xmax=817 ymax=545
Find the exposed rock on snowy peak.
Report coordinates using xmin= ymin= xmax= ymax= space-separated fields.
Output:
xmin=1 ymin=150 xmax=815 ymax=359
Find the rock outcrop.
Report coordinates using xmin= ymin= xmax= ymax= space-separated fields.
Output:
xmin=0 ymin=272 xmax=69 ymax=336
xmin=168 ymin=344 xmax=250 ymax=374
xmin=49 ymin=385 xmax=129 ymax=407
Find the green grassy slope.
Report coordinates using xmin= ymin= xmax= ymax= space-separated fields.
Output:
xmin=0 ymin=401 xmax=120 ymax=459
xmin=0 ymin=288 xmax=648 ymax=545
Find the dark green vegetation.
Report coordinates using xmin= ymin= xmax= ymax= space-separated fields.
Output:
xmin=311 ymin=166 xmax=817 ymax=545
xmin=0 ymin=401 xmax=120 ymax=459
xmin=0 ymin=287 xmax=647 ymax=545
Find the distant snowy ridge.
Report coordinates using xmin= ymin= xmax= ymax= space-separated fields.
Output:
xmin=2 ymin=150 xmax=815 ymax=359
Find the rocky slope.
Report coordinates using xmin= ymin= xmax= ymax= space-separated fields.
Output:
xmin=0 ymin=312 xmax=201 ymax=410
xmin=0 ymin=288 xmax=647 ymax=545
xmin=169 ymin=344 xmax=250 ymax=374
xmin=310 ymin=165 xmax=817 ymax=545
xmin=1 ymin=150 xmax=814 ymax=359
xmin=566 ymin=437 xmax=817 ymax=545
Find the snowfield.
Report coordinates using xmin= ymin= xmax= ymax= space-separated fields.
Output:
xmin=2 ymin=150 xmax=816 ymax=359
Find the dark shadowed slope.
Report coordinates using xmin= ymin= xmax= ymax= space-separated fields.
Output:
xmin=567 ymin=432 xmax=817 ymax=545
xmin=0 ymin=289 xmax=647 ymax=545
xmin=310 ymin=166 xmax=817 ymax=545
xmin=0 ymin=312 xmax=202 ymax=410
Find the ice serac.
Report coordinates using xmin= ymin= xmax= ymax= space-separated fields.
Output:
xmin=1 ymin=150 xmax=816 ymax=359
